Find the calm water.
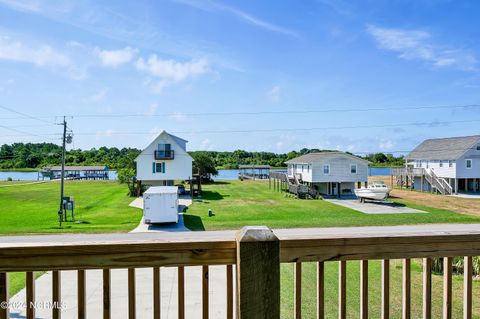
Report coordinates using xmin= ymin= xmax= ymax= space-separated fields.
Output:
xmin=0 ymin=170 xmax=118 ymax=181
xmin=215 ymin=167 xmax=393 ymax=180
xmin=0 ymin=167 xmax=392 ymax=181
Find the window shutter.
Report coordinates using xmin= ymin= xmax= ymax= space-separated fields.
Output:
xmin=152 ymin=162 xmax=155 ymax=173
xmin=162 ymin=162 xmax=166 ymax=173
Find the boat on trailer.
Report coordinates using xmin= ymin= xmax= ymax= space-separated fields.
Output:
xmin=354 ymin=182 xmax=391 ymax=202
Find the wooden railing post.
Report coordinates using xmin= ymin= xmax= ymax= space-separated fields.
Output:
xmin=236 ymin=226 xmax=280 ymax=319
xmin=0 ymin=273 xmax=8 ymax=319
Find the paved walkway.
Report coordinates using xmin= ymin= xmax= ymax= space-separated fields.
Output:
xmin=326 ymin=198 xmax=427 ymax=214
xmin=9 ymin=266 xmax=235 ymax=319
xmin=449 ymin=193 xmax=480 ymax=199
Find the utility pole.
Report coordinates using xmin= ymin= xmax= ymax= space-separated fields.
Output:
xmin=58 ymin=116 xmax=67 ymax=225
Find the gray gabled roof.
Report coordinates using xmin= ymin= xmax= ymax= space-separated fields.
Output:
xmin=407 ymin=135 xmax=480 ymax=160
xmin=285 ymin=152 xmax=370 ymax=164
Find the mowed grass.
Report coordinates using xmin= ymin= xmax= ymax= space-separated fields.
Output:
xmin=0 ymin=180 xmax=142 ymax=235
xmin=185 ymin=180 xmax=480 ymax=318
xmin=184 ymin=180 xmax=480 ymax=230
xmin=281 ymin=259 xmax=480 ymax=319
xmin=1 ymin=180 xmax=141 ymax=295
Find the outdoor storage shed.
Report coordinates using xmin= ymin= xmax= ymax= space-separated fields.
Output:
xmin=143 ymin=186 xmax=179 ymax=223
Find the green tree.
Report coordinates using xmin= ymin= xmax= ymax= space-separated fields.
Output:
xmin=191 ymin=153 xmax=218 ymax=179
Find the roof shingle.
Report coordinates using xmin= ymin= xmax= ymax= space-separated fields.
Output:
xmin=407 ymin=135 xmax=480 ymax=160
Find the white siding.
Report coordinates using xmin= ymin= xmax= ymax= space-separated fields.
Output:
xmin=416 ymin=160 xmax=457 ymax=179
xmin=311 ymin=157 xmax=368 ymax=183
xmin=288 ymin=163 xmax=313 ymax=182
xmin=456 ymin=146 xmax=480 ymax=178
xmin=288 ymin=154 xmax=368 ymax=183
xmin=136 ymin=132 xmax=193 ymax=181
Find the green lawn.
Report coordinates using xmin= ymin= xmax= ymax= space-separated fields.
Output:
xmin=0 ymin=180 xmax=141 ymax=295
xmin=184 ymin=180 xmax=480 ymax=230
xmin=281 ymin=259 xmax=480 ymax=319
xmin=184 ymin=180 xmax=480 ymax=318
xmin=0 ymin=180 xmax=141 ymax=235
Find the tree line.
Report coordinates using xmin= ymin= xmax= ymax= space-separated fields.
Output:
xmin=0 ymin=143 xmax=405 ymax=170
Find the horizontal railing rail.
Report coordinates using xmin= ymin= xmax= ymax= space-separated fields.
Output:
xmin=2 ymin=224 xmax=480 ymax=318
xmin=154 ymin=150 xmax=174 ymax=160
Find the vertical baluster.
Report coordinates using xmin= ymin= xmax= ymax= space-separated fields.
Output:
xmin=128 ymin=268 xmax=136 ymax=319
xmin=52 ymin=271 xmax=61 ymax=319
xmin=403 ymin=259 xmax=411 ymax=319
xmin=103 ymin=269 xmax=111 ymax=319
xmin=443 ymin=257 xmax=453 ymax=319
xmin=178 ymin=266 xmax=185 ymax=319
xmin=294 ymin=262 xmax=302 ymax=319
xmin=153 ymin=267 xmax=160 ymax=319
xmin=464 ymin=257 xmax=472 ymax=319
xmin=382 ymin=260 xmax=390 ymax=319
xmin=26 ymin=271 xmax=35 ymax=319
xmin=77 ymin=270 xmax=86 ymax=319
xmin=423 ymin=258 xmax=432 ymax=319
xmin=360 ymin=260 xmax=368 ymax=319
xmin=339 ymin=261 xmax=346 ymax=319
xmin=202 ymin=265 xmax=209 ymax=319
xmin=317 ymin=262 xmax=324 ymax=319
xmin=226 ymin=265 xmax=233 ymax=319
xmin=0 ymin=272 xmax=8 ymax=319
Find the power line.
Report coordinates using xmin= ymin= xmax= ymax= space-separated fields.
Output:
xmin=0 ymin=103 xmax=479 ymax=120
xmin=63 ymin=118 xmax=480 ymax=136
xmin=0 ymin=104 xmax=54 ymax=125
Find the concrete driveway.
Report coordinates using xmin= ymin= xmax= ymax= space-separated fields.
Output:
xmin=325 ymin=197 xmax=427 ymax=214
xmin=9 ymin=266 xmax=235 ymax=319
xmin=9 ymin=195 xmax=237 ymax=318
xmin=129 ymin=195 xmax=192 ymax=233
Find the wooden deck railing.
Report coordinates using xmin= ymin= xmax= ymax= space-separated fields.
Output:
xmin=2 ymin=224 xmax=480 ymax=318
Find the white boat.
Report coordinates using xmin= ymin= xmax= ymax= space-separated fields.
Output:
xmin=354 ymin=182 xmax=391 ymax=202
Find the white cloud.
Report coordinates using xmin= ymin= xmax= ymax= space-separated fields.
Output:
xmin=86 ymin=88 xmax=109 ymax=103
xmin=366 ymin=25 xmax=477 ymax=71
xmin=0 ymin=36 xmax=70 ymax=67
xmin=145 ymin=103 xmax=158 ymax=116
xmin=379 ymin=140 xmax=395 ymax=150
xmin=172 ymin=0 xmax=299 ymax=38
xmin=266 ymin=85 xmax=281 ymax=103
xmin=199 ymin=138 xmax=213 ymax=150
xmin=136 ymin=55 xmax=209 ymax=92
xmin=169 ymin=112 xmax=187 ymax=122
xmin=95 ymin=46 xmax=138 ymax=67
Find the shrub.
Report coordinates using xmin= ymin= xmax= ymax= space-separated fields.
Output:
xmin=7 ymin=177 xmax=12 ymax=181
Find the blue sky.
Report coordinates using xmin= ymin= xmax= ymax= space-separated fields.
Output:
xmin=1 ymin=0 xmax=480 ymax=154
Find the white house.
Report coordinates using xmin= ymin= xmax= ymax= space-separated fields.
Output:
xmin=285 ymin=152 xmax=369 ymax=196
xmin=135 ymin=131 xmax=193 ymax=186
xmin=405 ymin=135 xmax=480 ymax=194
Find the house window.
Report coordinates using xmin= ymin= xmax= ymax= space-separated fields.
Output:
xmin=323 ymin=164 xmax=330 ymax=174
xmin=449 ymin=160 xmax=453 ymax=168
xmin=439 ymin=161 xmax=443 ymax=168
xmin=153 ymin=162 xmax=166 ymax=173
xmin=426 ymin=161 xmax=429 ymax=168
xmin=477 ymin=145 xmax=480 ymax=151
xmin=466 ymin=159 xmax=472 ymax=169
xmin=158 ymin=143 xmax=171 ymax=151
xmin=351 ymin=164 xmax=357 ymax=174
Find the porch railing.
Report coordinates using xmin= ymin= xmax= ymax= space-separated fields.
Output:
xmin=2 ymin=224 xmax=480 ymax=318
xmin=154 ymin=150 xmax=174 ymax=160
